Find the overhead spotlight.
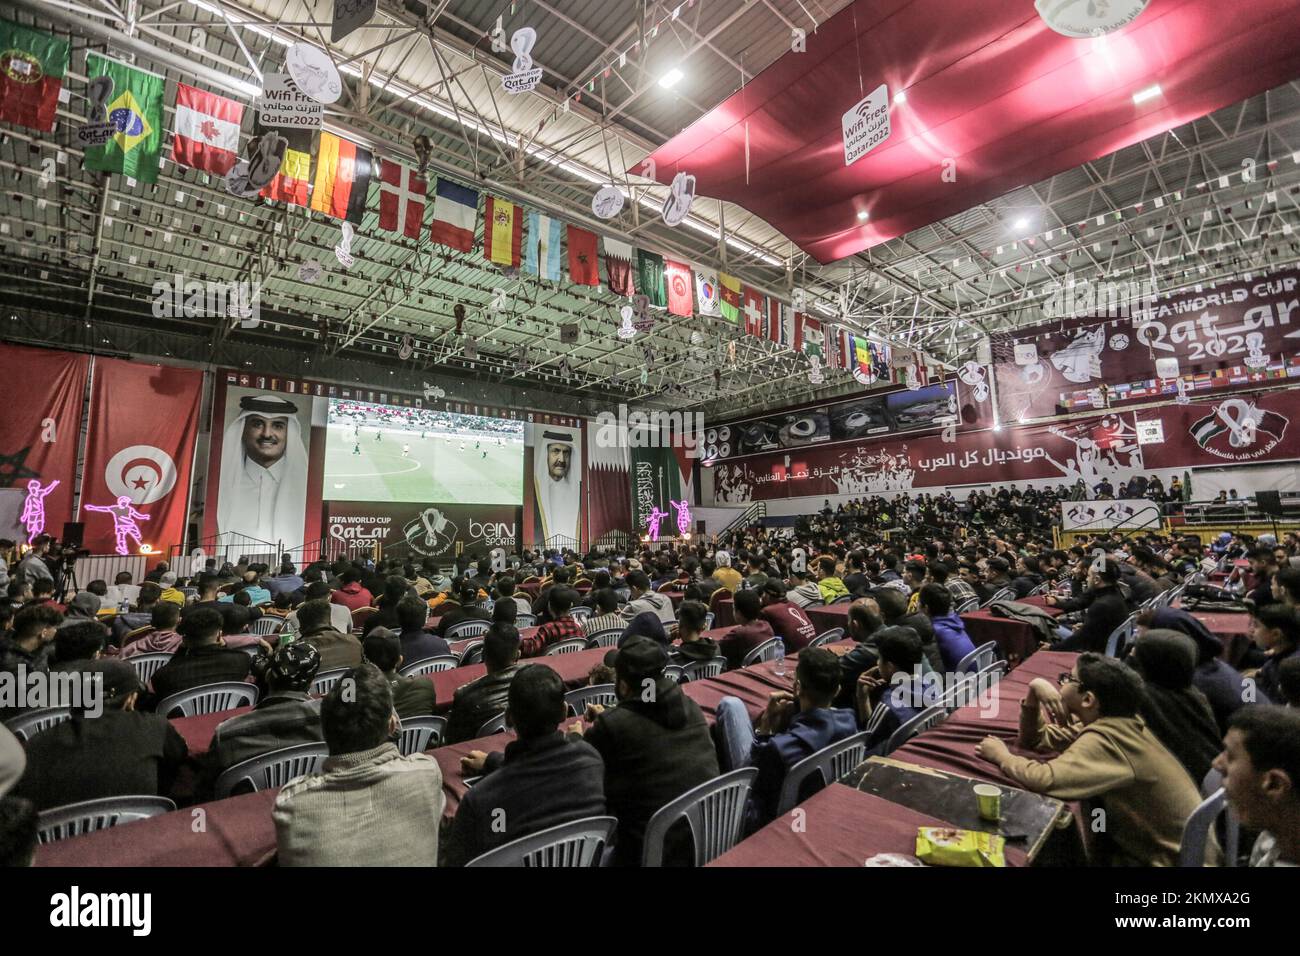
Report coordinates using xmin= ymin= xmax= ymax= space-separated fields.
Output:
xmin=1132 ymin=84 xmax=1162 ymax=104
xmin=658 ymin=68 xmax=683 ymax=89
xmin=857 ymin=210 xmax=869 ymax=222
xmin=894 ymin=90 xmax=907 ymax=104
xmin=1014 ymin=217 xmax=1028 ymax=230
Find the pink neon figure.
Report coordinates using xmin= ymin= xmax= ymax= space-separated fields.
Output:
xmin=669 ymin=499 xmax=691 ymax=537
xmin=645 ymin=506 xmax=668 ymax=542
xmin=84 ymin=495 xmax=150 ymax=555
xmin=20 ymin=479 xmax=59 ymax=541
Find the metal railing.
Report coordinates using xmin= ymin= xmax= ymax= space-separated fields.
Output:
xmin=721 ymin=501 xmax=766 ymax=537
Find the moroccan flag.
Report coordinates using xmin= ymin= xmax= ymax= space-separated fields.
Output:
xmin=637 ymin=249 xmax=666 ymax=308
xmin=483 ymin=196 xmax=523 ymax=267
xmin=719 ymin=273 xmax=742 ymax=323
xmin=695 ymin=267 xmax=720 ymax=316
xmin=795 ymin=313 xmax=823 ymax=358
xmin=603 ymin=238 xmax=635 ymax=295
xmin=171 ymin=82 xmax=242 ymax=176
xmin=524 ymin=210 xmax=562 ymax=280
xmin=377 ymin=158 xmax=425 ymax=239
xmin=430 ymin=178 xmax=478 ymax=251
xmin=260 ymin=125 xmax=311 ymax=207
xmin=665 ymin=260 xmax=693 ymax=316
xmin=567 ymin=225 xmax=599 ymax=286
xmin=83 ymin=53 xmax=164 ymax=183
xmin=310 ymin=131 xmax=373 ymax=224
xmin=0 ymin=20 xmax=68 ymax=132
xmin=742 ymin=286 xmax=767 ymax=337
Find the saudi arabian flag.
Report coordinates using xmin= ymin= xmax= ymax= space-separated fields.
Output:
xmin=636 ymin=249 xmax=667 ymax=308
xmin=83 ymin=52 xmax=164 ymax=183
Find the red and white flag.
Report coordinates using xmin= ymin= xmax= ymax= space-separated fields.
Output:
xmin=378 ymin=159 xmax=426 ymax=239
xmin=171 ymin=82 xmax=242 ymax=176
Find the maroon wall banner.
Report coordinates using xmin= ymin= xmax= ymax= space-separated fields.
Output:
xmin=993 ymin=270 xmax=1300 ymax=421
xmin=586 ymin=420 xmax=631 ymax=544
xmin=326 ymin=501 xmax=522 ymax=561
xmin=0 ymin=343 xmax=89 ymax=544
xmin=1140 ymin=388 xmax=1300 ymax=469
xmin=80 ymin=358 xmax=203 ymax=557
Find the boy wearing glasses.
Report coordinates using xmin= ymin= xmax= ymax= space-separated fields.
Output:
xmin=976 ymin=653 xmax=1213 ymax=866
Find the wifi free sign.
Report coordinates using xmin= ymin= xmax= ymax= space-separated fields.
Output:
xmin=842 ymin=84 xmax=891 ymax=166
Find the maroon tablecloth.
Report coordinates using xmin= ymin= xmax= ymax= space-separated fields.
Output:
xmin=425 ymin=647 xmax=610 ymax=712
xmin=1188 ymin=610 xmax=1253 ymax=668
xmin=707 ymin=782 xmax=1028 ymax=867
xmin=804 ymin=604 xmax=850 ymax=633
xmin=172 ymin=705 xmax=255 ymax=756
xmin=959 ymin=610 xmax=1044 ymax=666
xmin=34 ymin=788 xmax=280 ymax=867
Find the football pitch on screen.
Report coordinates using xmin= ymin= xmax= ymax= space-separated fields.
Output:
xmin=324 ymin=425 xmax=524 ymax=504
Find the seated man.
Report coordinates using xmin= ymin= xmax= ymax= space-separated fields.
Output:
xmin=273 ymin=663 xmax=444 ymax=866
xmin=717 ymin=589 xmax=776 ymax=670
xmin=758 ymin=581 xmax=817 ymax=653
xmin=148 ymin=607 xmax=252 ymax=706
xmin=1215 ymin=706 xmax=1300 ymax=866
xmin=0 ymin=604 xmax=62 ymax=697
xmin=857 ymin=628 xmax=928 ymax=754
xmin=710 ymin=551 xmax=742 ymax=592
xmin=363 ymin=629 xmax=437 ymax=719
xmin=286 ymin=581 xmax=353 ymax=634
xmin=330 ymin=569 xmax=373 ymax=614
xmin=618 ymin=571 xmax=675 ymax=626
xmin=444 ymin=624 xmax=523 ymax=744
xmin=835 ymin=603 xmax=885 ymax=708
xmin=203 ymin=642 xmax=324 ymax=791
xmin=569 ymin=636 xmax=718 ymax=866
xmin=296 ymin=598 xmax=363 ymax=672
xmin=445 ymin=666 xmax=606 ymax=866
xmin=873 ymin=586 xmax=942 ymax=673
xmin=1044 ymin=559 xmax=1131 ymax=653
xmin=714 ymin=647 xmax=859 ymax=826
xmin=975 ymin=652 xmax=1214 ymax=867
xmin=918 ymin=583 xmax=976 ymax=671
xmin=157 ymin=571 xmax=186 ymax=607
xmin=668 ymin=600 xmax=721 ymax=666
xmin=582 ymin=588 xmax=625 ymax=639
xmin=815 ymin=556 xmax=849 ymax=604
xmin=110 ymin=581 xmax=162 ymax=644
xmin=520 ymin=587 xmax=585 ymax=657
xmin=785 ymin=567 xmax=823 ymax=608
xmin=393 ymin=595 xmax=449 ymax=664
xmin=494 ymin=576 xmax=531 ymax=617
xmin=12 ymin=660 xmax=188 ymax=810
xmin=435 ymin=585 xmax=492 ymax=639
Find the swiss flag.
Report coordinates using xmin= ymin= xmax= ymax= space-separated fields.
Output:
xmin=742 ymin=286 xmax=767 ymax=337
xmin=171 ymin=82 xmax=242 ymax=176
xmin=378 ymin=159 xmax=426 ymax=239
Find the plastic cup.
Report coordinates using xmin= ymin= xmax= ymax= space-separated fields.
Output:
xmin=974 ymin=783 xmax=1002 ymax=822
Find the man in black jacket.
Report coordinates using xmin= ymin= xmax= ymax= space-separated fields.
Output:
xmin=436 ymin=585 xmax=493 ymax=640
xmin=1045 ymin=558 xmax=1131 ymax=653
xmin=149 ymin=607 xmax=253 ymax=708
xmin=445 ymin=665 xmax=605 ymax=866
xmin=444 ymin=624 xmax=523 ymax=744
xmin=872 ymin=586 xmax=942 ymax=673
xmin=569 ymin=636 xmax=718 ymax=866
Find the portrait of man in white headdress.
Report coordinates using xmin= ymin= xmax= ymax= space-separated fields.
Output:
xmin=533 ymin=425 xmax=581 ymax=547
xmin=217 ymin=392 xmax=310 ymax=549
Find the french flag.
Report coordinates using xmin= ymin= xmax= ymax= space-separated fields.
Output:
xmin=430 ymin=178 xmax=479 ymax=253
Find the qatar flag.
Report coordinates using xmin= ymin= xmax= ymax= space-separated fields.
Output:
xmin=171 ymin=82 xmax=243 ymax=176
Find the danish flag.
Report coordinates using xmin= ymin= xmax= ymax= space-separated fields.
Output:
xmin=378 ymin=159 xmax=426 ymax=239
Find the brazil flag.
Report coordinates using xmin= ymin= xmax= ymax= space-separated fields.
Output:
xmin=83 ymin=52 xmax=164 ymax=182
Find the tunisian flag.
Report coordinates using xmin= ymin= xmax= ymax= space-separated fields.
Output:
xmin=665 ymin=260 xmax=693 ymax=316
xmin=0 ymin=344 xmax=88 ymax=544
xmin=80 ymin=358 xmax=203 ymax=558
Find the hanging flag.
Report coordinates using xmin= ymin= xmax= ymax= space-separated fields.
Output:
xmin=768 ymin=299 xmax=793 ymax=345
xmin=720 ymin=273 xmax=742 ymax=323
xmin=378 ymin=158 xmax=425 ymax=239
xmin=567 ymin=224 xmax=599 ymax=286
xmin=171 ymin=82 xmax=242 ymax=176
xmin=483 ymin=195 xmax=523 ymax=267
xmin=310 ymin=131 xmax=373 ymax=224
xmin=524 ymin=209 xmax=563 ymax=280
xmin=741 ymin=286 xmax=767 ymax=336
xmin=665 ymin=259 xmax=693 ymax=316
xmin=636 ymin=249 xmax=667 ymax=307
xmin=83 ymin=53 xmax=164 ymax=182
xmin=603 ymin=237 xmax=635 ymax=296
xmin=794 ymin=313 xmax=823 ymax=358
xmin=0 ymin=20 xmax=69 ymax=132
xmin=695 ymin=266 xmax=720 ymax=316
xmin=430 ymin=178 xmax=478 ymax=252
xmin=260 ymin=124 xmax=311 ymax=208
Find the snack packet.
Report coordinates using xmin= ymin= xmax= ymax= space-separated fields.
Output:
xmin=914 ymin=826 xmax=1006 ymax=867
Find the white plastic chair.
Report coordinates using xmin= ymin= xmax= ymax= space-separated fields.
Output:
xmin=740 ymin=637 xmax=782 ymax=666
xmin=956 ymin=641 xmax=998 ymax=675
xmin=397 ymin=715 xmax=448 ymax=755
xmin=3 ymin=706 xmax=72 ymax=742
xmin=776 ymin=730 xmax=872 ymax=815
xmin=214 ymin=741 xmax=330 ymax=798
xmin=446 ymin=620 xmax=491 ymax=641
xmin=641 ymin=767 xmax=759 ymax=867
xmin=682 ymin=657 xmax=726 ymax=681
xmin=465 ymin=815 xmax=617 ymax=867
xmin=584 ymin=628 xmax=623 ymax=649
xmin=884 ymin=703 xmax=947 ymax=754
xmin=399 ymin=655 xmax=460 ymax=678
xmin=155 ymin=682 xmax=259 ymax=718
xmin=1104 ymin=613 xmax=1138 ymax=658
xmin=808 ymin=627 xmax=844 ymax=648
xmin=310 ymin=667 xmax=350 ymax=697
xmin=36 ymin=795 xmax=176 ymax=843
xmin=127 ymin=652 xmax=173 ymax=685
xmin=563 ymin=683 xmax=618 ymax=717
xmin=545 ymin=638 xmax=588 ymax=656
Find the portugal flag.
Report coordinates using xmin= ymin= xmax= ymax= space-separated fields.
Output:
xmin=0 ymin=20 xmax=68 ymax=132
xmin=310 ymin=131 xmax=373 ymax=224
xmin=483 ymin=195 xmax=523 ymax=267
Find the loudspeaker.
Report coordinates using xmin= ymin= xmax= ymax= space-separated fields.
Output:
xmin=1256 ymin=490 xmax=1283 ymax=517
xmin=61 ymin=521 xmax=85 ymax=548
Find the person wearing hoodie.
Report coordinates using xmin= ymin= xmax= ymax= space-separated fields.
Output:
xmin=710 ymin=551 xmax=743 ymax=593
xmin=976 ymin=652 xmax=1215 ymax=867
xmin=618 ymin=609 xmax=670 ymax=649
xmin=872 ymin=586 xmax=942 ymax=673
xmin=330 ymin=569 xmax=374 ymax=614
xmin=618 ymin=571 xmax=675 ymax=626
xmin=714 ymin=647 xmax=859 ymax=827
xmin=668 ymin=601 xmax=721 ymax=666
xmin=785 ymin=567 xmax=823 ymax=608
xmin=814 ymin=555 xmax=849 ymax=604
xmin=1248 ymin=603 xmax=1300 ymax=706
xmin=758 ymin=581 xmax=818 ymax=652
xmin=918 ymin=584 xmax=976 ymax=672
xmin=1138 ymin=606 xmax=1251 ymax=732
xmin=568 ymin=636 xmax=718 ymax=866
xmin=718 ymin=590 xmax=776 ymax=670
xmin=1125 ymin=629 xmax=1224 ymax=787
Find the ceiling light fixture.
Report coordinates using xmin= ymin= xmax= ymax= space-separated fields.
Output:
xmin=894 ymin=90 xmax=907 ymax=104
xmin=659 ymin=68 xmax=683 ymax=89
xmin=1132 ymin=84 xmax=1163 ymax=104
xmin=857 ymin=210 xmax=870 ymax=222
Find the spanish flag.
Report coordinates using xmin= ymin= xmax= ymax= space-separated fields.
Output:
xmin=310 ymin=131 xmax=373 ymax=224
xmin=483 ymin=195 xmax=523 ymax=267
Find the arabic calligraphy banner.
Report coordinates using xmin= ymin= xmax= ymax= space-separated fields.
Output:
xmin=992 ymin=270 xmax=1300 ymax=421
xmin=1139 ymin=387 xmax=1300 ymax=468
xmin=326 ymin=501 xmax=522 ymax=560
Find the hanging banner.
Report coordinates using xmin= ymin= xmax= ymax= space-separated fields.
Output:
xmin=529 ymin=422 xmax=583 ymax=549
xmin=0 ymin=344 xmax=89 ymax=544
xmin=326 ymin=501 xmax=521 ymax=560
xmin=1060 ymin=499 xmax=1160 ymax=531
xmin=1142 ymin=388 xmax=1300 ymax=468
xmin=80 ymin=358 xmax=203 ymax=557
xmin=587 ymin=418 xmax=631 ymax=545
xmin=630 ymin=444 xmax=688 ymax=536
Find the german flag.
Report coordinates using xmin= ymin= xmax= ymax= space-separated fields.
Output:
xmin=310 ymin=131 xmax=373 ymax=224
xmin=258 ymin=122 xmax=311 ymax=208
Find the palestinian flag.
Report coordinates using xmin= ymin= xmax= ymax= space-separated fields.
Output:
xmin=0 ymin=20 xmax=68 ymax=132
xmin=719 ymin=273 xmax=742 ymax=323
xmin=310 ymin=131 xmax=373 ymax=224
xmin=83 ymin=53 xmax=165 ymax=182
xmin=483 ymin=195 xmax=523 ymax=267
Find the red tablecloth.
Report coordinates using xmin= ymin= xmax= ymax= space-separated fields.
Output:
xmin=804 ymin=604 xmax=850 ymax=634
xmin=1188 ymin=609 xmax=1253 ymax=667
xmin=33 ymin=788 xmax=280 ymax=867
xmin=172 ymin=705 xmax=255 ymax=756
xmin=959 ymin=610 xmax=1049 ymax=666
xmin=707 ymin=782 xmax=1028 ymax=867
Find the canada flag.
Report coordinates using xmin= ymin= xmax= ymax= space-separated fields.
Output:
xmin=171 ymin=82 xmax=242 ymax=176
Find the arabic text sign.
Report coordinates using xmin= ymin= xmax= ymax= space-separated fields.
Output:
xmin=842 ymin=84 xmax=891 ymax=166
xmin=256 ymin=73 xmax=323 ymax=129
xmin=1061 ymin=499 xmax=1157 ymax=531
